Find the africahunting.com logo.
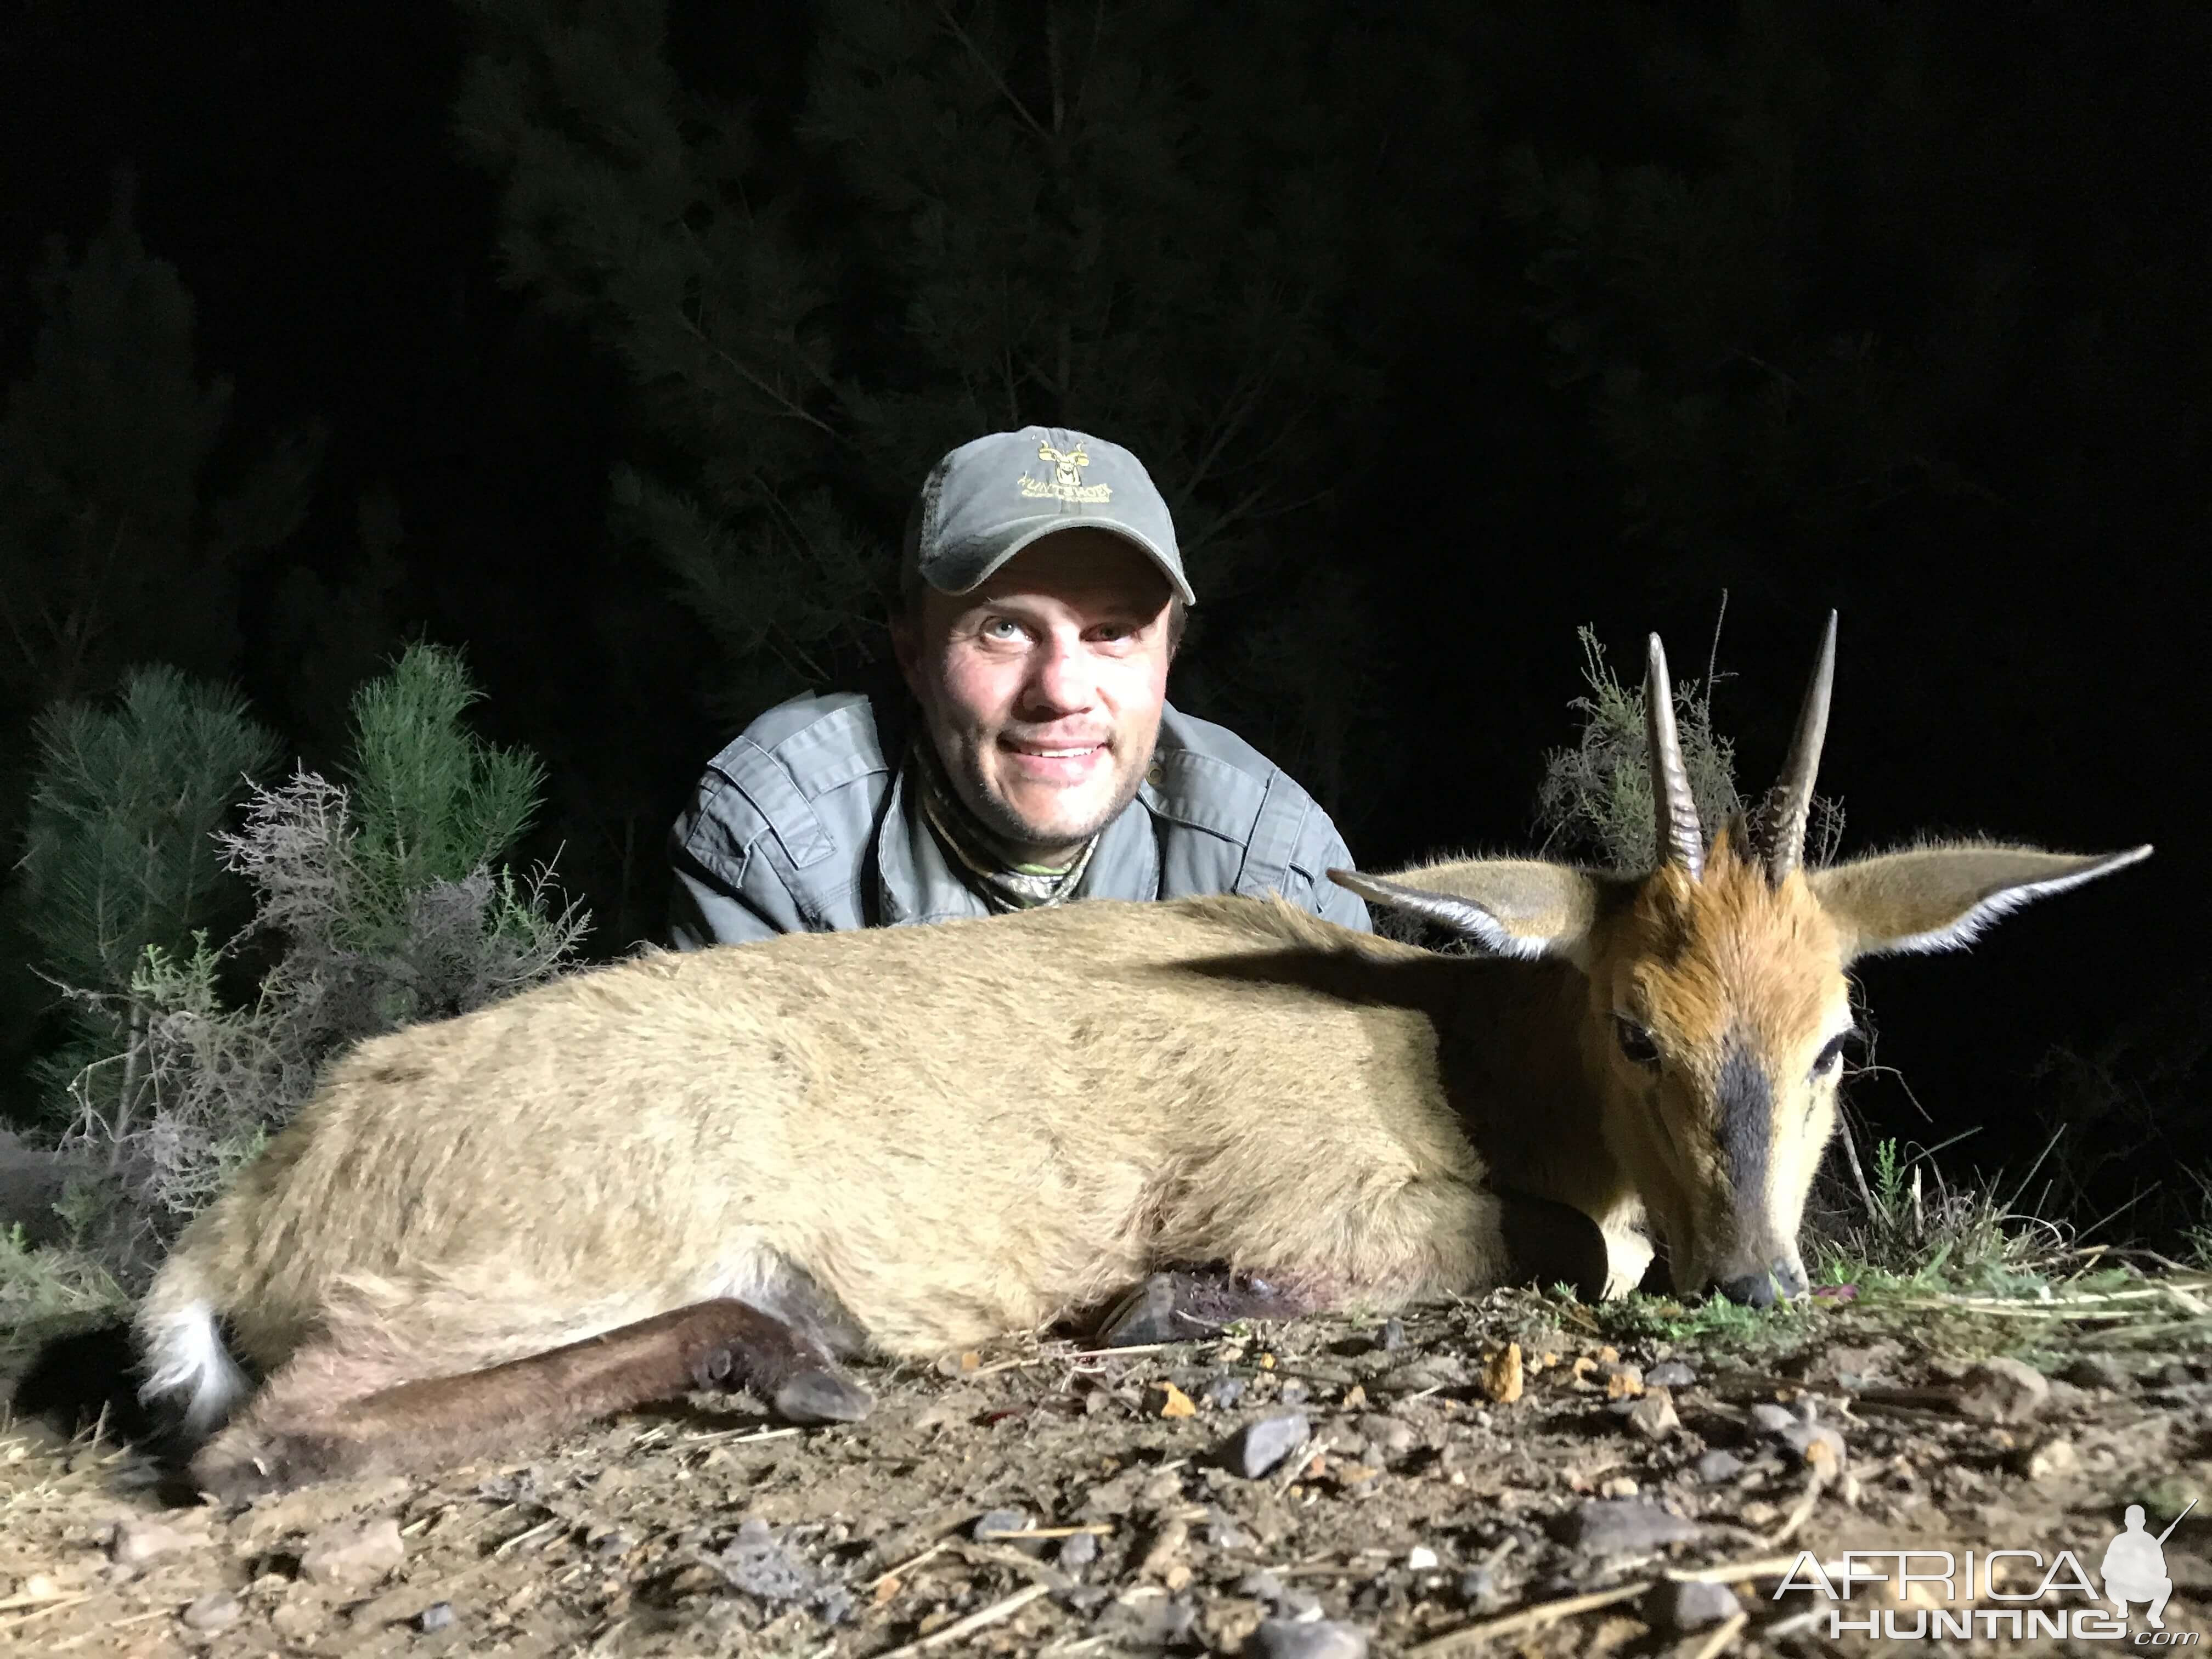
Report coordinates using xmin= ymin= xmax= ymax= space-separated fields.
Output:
xmin=1778 ymin=1501 xmax=2198 ymax=1642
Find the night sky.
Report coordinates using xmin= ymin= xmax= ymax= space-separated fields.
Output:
xmin=3 ymin=2 xmax=2205 ymax=1224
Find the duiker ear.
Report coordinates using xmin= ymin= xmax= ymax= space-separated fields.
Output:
xmin=1330 ymin=861 xmax=1605 ymax=963
xmin=1809 ymin=843 xmax=2152 ymax=960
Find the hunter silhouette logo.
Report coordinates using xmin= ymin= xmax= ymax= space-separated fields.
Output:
xmin=1019 ymin=442 xmax=1112 ymax=503
xmin=1776 ymin=1498 xmax=2203 ymax=1641
xmin=2104 ymin=1500 xmax=2193 ymax=1629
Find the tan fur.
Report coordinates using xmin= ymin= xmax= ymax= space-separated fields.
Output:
xmin=144 ymin=899 xmax=1505 ymax=1400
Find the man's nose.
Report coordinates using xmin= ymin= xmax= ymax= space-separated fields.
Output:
xmin=1023 ymin=634 xmax=1094 ymax=714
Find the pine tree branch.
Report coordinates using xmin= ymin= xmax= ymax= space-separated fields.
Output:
xmin=934 ymin=2 xmax=1052 ymax=144
xmin=672 ymin=308 xmax=844 ymax=443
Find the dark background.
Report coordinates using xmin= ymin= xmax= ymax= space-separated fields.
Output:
xmin=2 ymin=1 xmax=2204 ymax=1227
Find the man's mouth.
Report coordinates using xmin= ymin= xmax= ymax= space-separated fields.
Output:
xmin=999 ymin=737 xmax=1109 ymax=783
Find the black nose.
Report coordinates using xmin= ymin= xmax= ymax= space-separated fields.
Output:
xmin=1715 ymin=1261 xmax=1805 ymax=1308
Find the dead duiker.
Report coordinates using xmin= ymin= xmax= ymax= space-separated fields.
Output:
xmin=139 ymin=617 xmax=2146 ymax=1497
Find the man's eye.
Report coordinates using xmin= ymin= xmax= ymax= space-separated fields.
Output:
xmin=979 ymin=617 xmax=1025 ymax=641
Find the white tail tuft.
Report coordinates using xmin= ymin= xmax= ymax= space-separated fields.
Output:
xmin=138 ymin=1299 xmax=251 ymax=1437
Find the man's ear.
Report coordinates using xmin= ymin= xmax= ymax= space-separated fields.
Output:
xmin=1808 ymin=843 xmax=2151 ymax=961
xmin=1330 ymin=859 xmax=1610 ymax=965
xmin=890 ymin=608 xmax=926 ymax=701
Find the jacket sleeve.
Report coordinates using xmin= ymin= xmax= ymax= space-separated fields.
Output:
xmin=665 ymin=765 xmax=817 ymax=949
xmin=667 ymin=849 xmax=809 ymax=949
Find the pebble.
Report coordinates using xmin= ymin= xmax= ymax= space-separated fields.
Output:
xmin=1599 ymin=1475 xmax=1640 ymax=1499
xmin=1457 ymin=1566 xmax=1503 ymax=1609
xmin=1643 ymin=1578 xmax=1742 ymax=1632
xmin=1693 ymin=1449 xmax=1745 ymax=1484
xmin=1646 ymin=1360 xmax=1697 ymax=1388
xmin=1206 ymin=1509 xmax=1252 ymax=1549
xmin=1558 ymin=1499 xmax=1697 ymax=1555
xmin=1406 ymin=1544 xmax=1439 ymax=1571
xmin=416 ymin=1602 xmax=457 ymax=1633
xmin=1624 ymin=1390 xmax=1679 ymax=1439
xmin=1251 ymin=1618 xmax=1370 ymax=1658
xmin=110 ymin=1517 xmax=202 ymax=1566
xmin=2022 ymin=1438 xmax=2080 ymax=1482
xmin=179 ymin=1590 xmax=242 ymax=1633
xmin=1228 ymin=1413 xmax=1312 ymax=1479
xmin=972 ymin=1508 xmax=1029 ymax=1543
xmin=1205 ymin=1374 xmax=1250 ymax=1409
xmin=1058 ymin=1531 xmax=1100 ymax=1570
xmin=1747 ymin=1402 xmax=1798 ymax=1436
xmin=1357 ymin=1415 xmax=1419 ymax=1456
xmin=1236 ymin=1570 xmax=1287 ymax=1604
xmin=1955 ymin=1357 xmax=2050 ymax=1424
xmin=2058 ymin=1355 xmax=2128 ymax=1392
xmin=1277 ymin=1380 xmax=1311 ymax=1407
xmin=297 ymin=1516 xmax=407 ymax=1585
xmin=1380 ymin=1319 xmax=1407 ymax=1352
xmin=1780 ymin=1423 xmax=1848 ymax=1469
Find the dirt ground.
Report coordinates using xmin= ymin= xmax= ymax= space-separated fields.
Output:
xmin=4 ymin=1288 xmax=2210 ymax=1657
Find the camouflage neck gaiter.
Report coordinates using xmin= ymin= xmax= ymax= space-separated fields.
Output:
xmin=910 ymin=736 xmax=1100 ymax=912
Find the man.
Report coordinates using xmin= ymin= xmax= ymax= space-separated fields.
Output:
xmin=2101 ymin=1505 xmax=2174 ymax=1629
xmin=669 ymin=426 xmax=1369 ymax=945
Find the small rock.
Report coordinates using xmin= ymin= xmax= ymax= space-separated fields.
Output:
xmin=1058 ymin=1531 xmax=1100 ymax=1571
xmin=2058 ymin=1355 xmax=2128 ymax=1392
xmin=1406 ymin=1544 xmax=1440 ymax=1571
xmin=972 ymin=1507 xmax=1030 ymax=1543
xmin=1279 ymin=1589 xmax=1325 ymax=1620
xmin=297 ymin=1516 xmax=407 ymax=1585
xmin=1235 ymin=1570 xmax=1287 ymax=1604
xmin=1357 ymin=1414 xmax=1418 ymax=1457
xmin=589 ymin=1527 xmax=634 ymax=1555
xmin=1747 ymin=1402 xmax=1798 ymax=1436
xmin=1206 ymin=1509 xmax=1252 ymax=1549
xmin=2157 ymin=1358 xmax=2195 ymax=1388
xmin=1250 ymin=1617 xmax=1370 ymax=1658
xmin=1157 ymin=1381 xmax=1198 ymax=1418
xmin=111 ymin=1517 xmax=202 ymax=1566
xmin=416 ymin=1602 xmax=457 ymax=1633
xmin=1380 ymin=1319 xmax=1407 ymax=1352
xmin=1457 ymin=1566 xmax=1502 ymax=1609
xmin=1693 ymin=1450 xmax=1745 ymax=1485
xmin=179 ymin=1590 xmax=242 ymax=1632
xmin=1205 ymin=1374 xmax=1249 ymax=1409
xmin=1646 ymin=1360 xmax=1697 ymax=1388
xmin=1643 ymin=1578 xmax=1742 ymax=1632
xmin=1277 ymin=1379 xmax=1311 ymax=1406
xmin=1228 ymin=1413 xmax=1312 ymax=1479
xmin=1141 ymin=1517 xmax=1191 ymax=1578
xmin=1625 ymin=1389 xmax=1679 ymax=1439
xmin=1602 ymin=1363 xmax=1645 ymax=1400
xmin=1779 ymin=1423 xmax=1848 ymax=1469
xmin=2022 ymin=1438 xmax=2080 ymax=1483
xmin=1956 ymin=1357 xmax=2050 ymax=1425
xmin=1558 ymin=1499 xmax=1697 ymax=1555
xmin=1599 ymin=1475 xmax=1640 ymax=1499
xmin=1480 ymin=1343 xmax=1525 ymax=1404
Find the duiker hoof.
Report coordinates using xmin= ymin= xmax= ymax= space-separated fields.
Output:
xmin=774 ymin=1368 xmax=871 ymax=1425
xmin=1097 ymin=1276 xmax=1179 ymax=1346
xmin=190 ymin=1427 xmax=350 ymax=1503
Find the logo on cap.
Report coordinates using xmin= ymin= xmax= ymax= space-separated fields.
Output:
xmin=1019 ymin=443 xmax=1113 ymax=504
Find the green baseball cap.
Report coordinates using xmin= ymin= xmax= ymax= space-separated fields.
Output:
xmin=905 ymin=426 xmax=1196 ymax=607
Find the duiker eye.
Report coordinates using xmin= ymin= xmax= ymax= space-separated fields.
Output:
xmin=1613 ymin=1015 xmax=1661 ymax=1066
xmin=1812 ymin=1029 xmax=1861 ymax=1077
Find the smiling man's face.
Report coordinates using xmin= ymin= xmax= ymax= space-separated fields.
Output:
xmin=894 ymin=528 xmax=1177 ymax=867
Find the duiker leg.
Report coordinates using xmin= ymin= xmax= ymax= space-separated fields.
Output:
xmin=192 ymin=1299 xmax=868 ymax=1501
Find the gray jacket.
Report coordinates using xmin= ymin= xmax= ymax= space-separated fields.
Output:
xmin=669 ymin=693 xmax=1370 ymax=946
